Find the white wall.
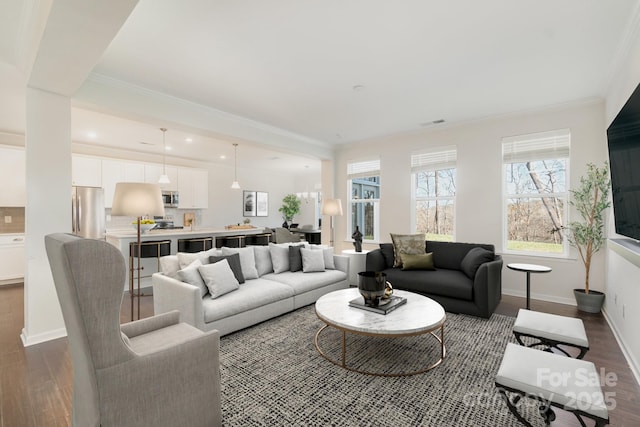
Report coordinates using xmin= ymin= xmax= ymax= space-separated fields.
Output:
xmin=200 ymin=163 xmax=312 ymax=229
xmin=334 ymin=100 xmax=608 ymax=305
xmin=603 ymin=15 xmax=640 ymax=381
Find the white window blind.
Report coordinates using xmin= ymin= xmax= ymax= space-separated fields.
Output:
xmin=347 ymin=159 xmax=380 ymax=179
xmin=502 ymin=129 xmax=570 ymax=163
xmin=411 ymin=146 xmax=457 ymax=173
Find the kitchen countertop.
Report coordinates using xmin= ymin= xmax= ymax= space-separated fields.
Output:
xmin=105 ymin=227 xmax=267 ymax=239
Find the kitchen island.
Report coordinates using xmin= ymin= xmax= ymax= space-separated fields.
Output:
xmin=106 ymin=227 xmax=270 ymax=291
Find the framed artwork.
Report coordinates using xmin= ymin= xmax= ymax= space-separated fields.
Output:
xmin=256 ymin=191 xmax=269 ymax=217
xmin=243 ymin=191 xmax=256 ymax=217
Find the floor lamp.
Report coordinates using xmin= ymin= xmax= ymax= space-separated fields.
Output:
xmin=111 ymin=182 xmax=165 ymax=321
xmin=321 ymin=198 xmax=343 ymax=247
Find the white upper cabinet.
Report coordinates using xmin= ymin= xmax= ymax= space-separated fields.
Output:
xmin=0 ymin=146 xmax=25 ymax=206
xmin=144 ymin=164 xmax=178 ymax=192
xmin=72 ymin=155 xmax=102 ymax=187
xmin=177 ymin=167 xmax=208 ymax=209
xmin=102 ymin=159 xmax=145 ymax=208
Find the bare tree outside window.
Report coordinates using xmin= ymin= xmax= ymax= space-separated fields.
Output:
xmin=505 ymin=159 xmax=567 ymax=253
xmin=415 ymin=168 xmax=456 ymax=241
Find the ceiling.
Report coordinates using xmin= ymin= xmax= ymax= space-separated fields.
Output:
xmin=1 ymin=0 xmax=639 ymax=172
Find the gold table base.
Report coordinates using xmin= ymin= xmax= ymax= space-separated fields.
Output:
xmin=314 ymin=322 xmax=446 ymax=377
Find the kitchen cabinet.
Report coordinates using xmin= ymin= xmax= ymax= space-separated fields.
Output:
xmin=0 ymin=234 xmax=25 ymax=283
xmin=144 ymin=164 xmax=178 ymax=191
xmin=72 ymin=155 xmax=102 ymax=187
xmin=102 ymin=159 xmax=145 ymax=208
xmin=0 ymin=146 xmax=25 ymax=206
xmin=178 ymin=167 xmax=208 ymax=209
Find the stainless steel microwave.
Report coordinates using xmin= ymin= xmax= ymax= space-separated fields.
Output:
xmin=162 ymin=191 xmax=179 ymax=208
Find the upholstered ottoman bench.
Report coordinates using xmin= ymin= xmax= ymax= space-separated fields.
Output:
xmin=513 ymin=309 xmax=589 ymax=359
xmin=495 ymin=343 xmax=609 ymax=426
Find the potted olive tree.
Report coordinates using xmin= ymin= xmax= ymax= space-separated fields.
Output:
xmin=278 ymin=194 xmax=301 ymax=228
xmin=566 ymin=162 xmax=611 ymax=313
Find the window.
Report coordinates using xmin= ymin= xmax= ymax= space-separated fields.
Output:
xmin=411 ymin=147 xmax=456 ymax=241
xmin=348 ymin=159 xmax=380 ymax=242
xmin=502 ymin=129 xmax=570 ymax=255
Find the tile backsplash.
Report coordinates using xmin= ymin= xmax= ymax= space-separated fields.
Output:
xmin=0 ymin=207 xmax=25 ymax=234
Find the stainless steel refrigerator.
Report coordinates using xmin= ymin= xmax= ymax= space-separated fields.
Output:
xmin=72 ymin=186 xmax=105 ymax=239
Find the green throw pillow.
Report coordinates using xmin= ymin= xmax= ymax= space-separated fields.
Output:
xmin=400 ymin=252 xmax=435 ymax=271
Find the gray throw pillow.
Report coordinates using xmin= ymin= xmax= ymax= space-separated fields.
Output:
xmin=460 ymin=247 xmax=495 ymax=279
xmin=210 ymin=253 xmax=245 ymax=284
xmin=289 ymin=244 xmax=305 ymax=272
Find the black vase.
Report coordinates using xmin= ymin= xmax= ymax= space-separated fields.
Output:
xmin=358 ymin=271 xmax=387 ymax=307
xmin=282 ymin=221 xmax=289 ymax=229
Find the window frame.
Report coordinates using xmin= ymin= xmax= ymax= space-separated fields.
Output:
xmin=347 ymin=159 xmax=381 ymax=243
xmin=502 ymin=129 xmax=571 ymax=258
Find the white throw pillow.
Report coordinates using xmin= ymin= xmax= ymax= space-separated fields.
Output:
xmin=269 ymin=243 xmax=290 ymax=274
xmin=311 ymin=245 xmax=335 ymax=269
xmin=250 ymin=245 xmax=273 ymax=276
xmin=177 ymin=248 xmax=221 ymax=269
xmin=198 ymin=259 xmax=240 ymax=299
xmin=300 ymin=247 xmax=325 ymax=272
xmin=221 ymin=246 xmax=259 ymax=280
xmin=159 ymin=255 xmax=180 ymax=279
xmin=177 ymin=259 xmax=208 ymax=297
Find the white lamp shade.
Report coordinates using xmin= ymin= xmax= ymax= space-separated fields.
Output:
xmin=321 ymin=198 xmax=343 ymax=216
xmin=111 ymin=182 xmax=165 ymax=217
xmin=231 ymin=180 xmax=241 ymax=190
xmin=158 ymin=174 xmax=171 ymax=184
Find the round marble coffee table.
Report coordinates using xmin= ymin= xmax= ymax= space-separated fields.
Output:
xmin=314 ymin=288 xmax=446 ymax=376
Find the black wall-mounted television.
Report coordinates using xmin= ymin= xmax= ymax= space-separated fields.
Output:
xmin=607 ymin=82 xmax=640 ymax=241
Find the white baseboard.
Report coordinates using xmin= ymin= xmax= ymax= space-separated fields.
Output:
xmin=501 ymin=289 xmax=576 ymax=306
xmin=20 ymin=326 xmax=67 ymax=347
xmin=602 ymin=308 xmax=640 ymax=387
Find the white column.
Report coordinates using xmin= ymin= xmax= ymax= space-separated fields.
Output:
xmin=21 ymin=87 xmax=71 ymax=346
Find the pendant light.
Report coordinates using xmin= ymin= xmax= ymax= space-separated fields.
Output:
xmin=158 ymin=127 xmax=171 ymax=184
xmin=231 ymin=143 xmax=241 ymax=189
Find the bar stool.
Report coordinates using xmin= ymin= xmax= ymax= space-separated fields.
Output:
xmin=178 ymin=237 xmax=214 ymax=253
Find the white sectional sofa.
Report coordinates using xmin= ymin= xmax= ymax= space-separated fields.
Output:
xmin=152 ymin=243 xmax=350 ymax=336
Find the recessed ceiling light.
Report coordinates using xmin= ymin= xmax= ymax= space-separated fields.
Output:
xmin=87 ymin=131 xmax=97 ymax=139
xmin=185 ymin=138 xmax=193 ymax=143
xmin=352 ymin=85 xmax=365 ymax=92
xmin=220 ymin=155 xmax=227 ymax=160
xmin=165 ymin=146 xmax=172 ymax=151
xmin=139 ymin=141 xmax=154 ymax=145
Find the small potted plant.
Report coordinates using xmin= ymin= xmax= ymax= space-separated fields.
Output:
xmin=566 ymin=162 xmax=611 ymax=313
xmin=278 ymin=194 xmax=301 ymax=228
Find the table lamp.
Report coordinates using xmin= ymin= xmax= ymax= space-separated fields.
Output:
xmin=111 ymin=182 xmax=165 ymax=320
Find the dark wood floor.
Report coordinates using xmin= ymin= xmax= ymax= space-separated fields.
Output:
xmin=1 ymin=283 xmax=639 ymax=426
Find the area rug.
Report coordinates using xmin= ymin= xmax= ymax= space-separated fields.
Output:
xmin=219 ymin=305 xmax=544 ymax=426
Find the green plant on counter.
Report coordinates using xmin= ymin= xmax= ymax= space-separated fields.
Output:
xmin=278 ymin=194 xmax=301 ymax=223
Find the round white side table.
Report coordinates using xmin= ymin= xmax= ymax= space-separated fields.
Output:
xmin=507 ymin=263 xmax=552 ymax=310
